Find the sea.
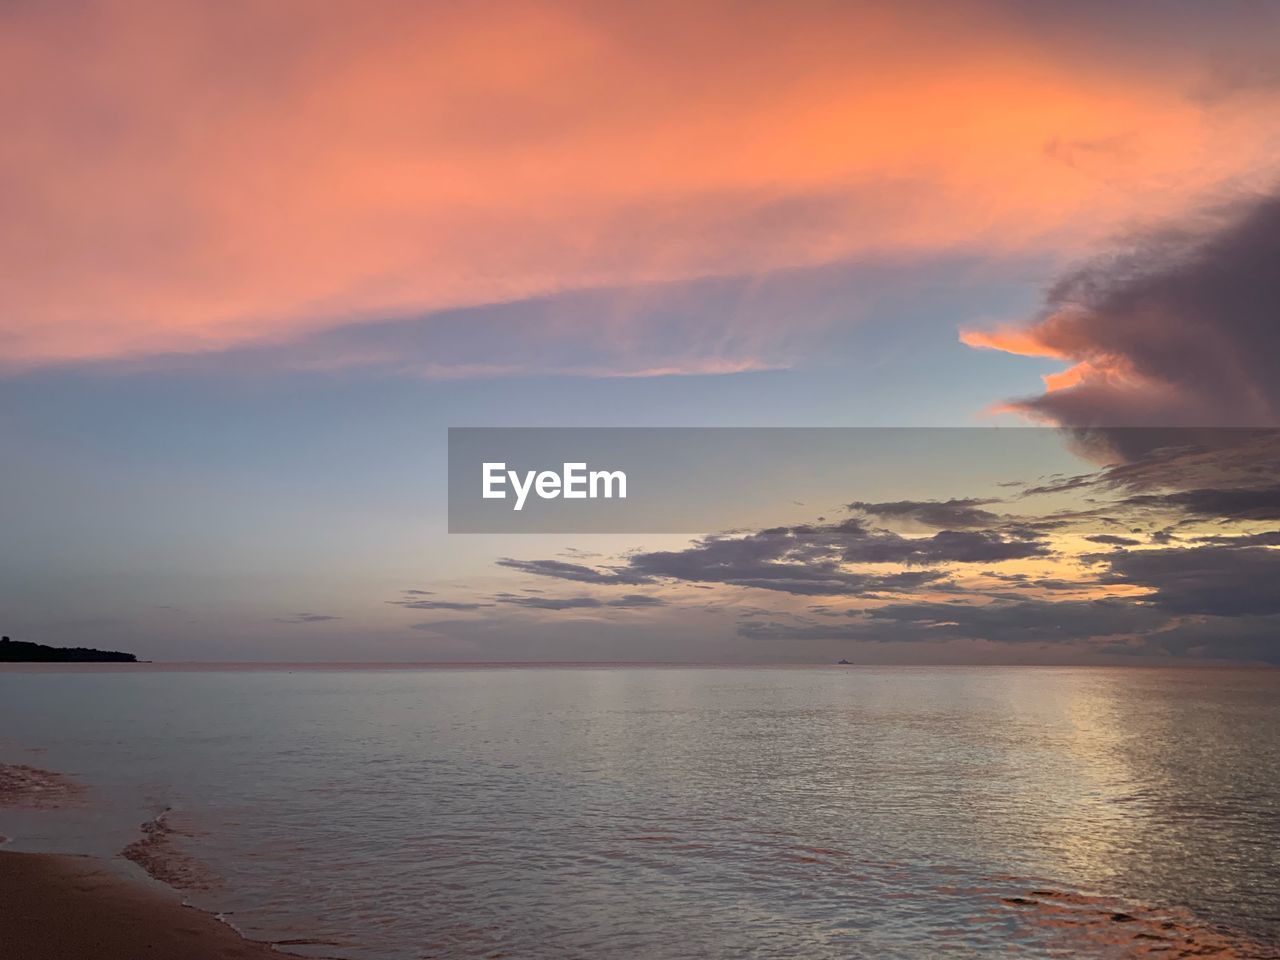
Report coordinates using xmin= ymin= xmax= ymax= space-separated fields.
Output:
xmin=2 ymin=664 xmax=1278 ymax=959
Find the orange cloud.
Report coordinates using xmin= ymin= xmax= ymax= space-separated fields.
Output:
xmin=3 ymin=0 xmax=1280 ymax=368
xmin=960 ymin=326 xmax=1134 ymax=395
xmin=959 ymin=327 xmax=1070 ymax=360
xmin=960 ymin=190 xmax=1280 ymax=427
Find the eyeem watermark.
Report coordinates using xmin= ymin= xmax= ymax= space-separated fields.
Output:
xmin=482 ymin=462 xmax=627 ymax=511
xmin=450 ymin=427 xmax=1264 ymax=533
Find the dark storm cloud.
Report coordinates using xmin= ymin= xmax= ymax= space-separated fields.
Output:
xmin=1091 ymin=545 xmax=1280 ymax=616
xmin=972 ymin=193 xmax=1280 ymax=427
xmin=845 ymin=498 xmax=1002 ymax=529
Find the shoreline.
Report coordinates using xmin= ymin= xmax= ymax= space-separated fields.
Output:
xmin=0 ymin=849 xmax=289 ymax=960
xmin=6 ymin=849 xmax=1277 ymax=960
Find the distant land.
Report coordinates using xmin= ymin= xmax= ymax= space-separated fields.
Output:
xmin=0 ymin=636 xmax=137 ymax=663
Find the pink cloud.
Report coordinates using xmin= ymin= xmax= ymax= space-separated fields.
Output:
xmin=4 ymin=0 xmax=1280 ymax=370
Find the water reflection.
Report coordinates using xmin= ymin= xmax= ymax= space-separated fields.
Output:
xmin=1 ymin=666 xmax=1277 ymax=959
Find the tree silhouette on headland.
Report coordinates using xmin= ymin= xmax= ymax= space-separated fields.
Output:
xmin=0 ymin=635 xmax=137 ymax=663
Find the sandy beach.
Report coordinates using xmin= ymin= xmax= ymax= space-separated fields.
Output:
xmin=0 ymin=850 xmax=281 ymax=960
xmin=1 ymin=761 xmax=281 ymax=959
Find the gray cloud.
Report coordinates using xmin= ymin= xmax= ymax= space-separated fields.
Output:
xmin=1084 ymin=534 xmax=1142 ymax=547
xmin=1091 ymin=545 xmax=1280 ymax=617
xmin=494 ymin=512 xmax=1060 ymax=602
xmin=862 ymin=598 xmax=1167 ymax=643
xmin=840 ymin=529 xmax=1050 ymax=565
xmin=1192 ymin=530 xmax=1280 ymax=547
xmin=974 ymin=193 xmax=1280 ymax=427
xmin=479 ymin=429 xmax=1279 ymax=661
xmin=623 ymin=526 xmax=972 ymax=596
xmin=1123 ymin=484 xmax=1280 ymax=522
xmin=981 ymin=572 xmax=1094 ymax=592
xmin=846 ymin=498 xmax=1002 ymax=529
xmin=617 ymin=524 xmax=1047 ymax=596
xmin=391 ymin=599 xmax=494 ymax=611
xmin=495 ymin=558 xmax=649 ymax=585
xmin=493 ymin=593 xmax=666 ymax=611
xmin=1125 ymin=615 xmax=1280 ymax=664
xmin=740 ymin=597 xmax=1166 ymax=645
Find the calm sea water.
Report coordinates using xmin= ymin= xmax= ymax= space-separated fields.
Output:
xmin=2 ymin=665 xmax=1278 ymax=959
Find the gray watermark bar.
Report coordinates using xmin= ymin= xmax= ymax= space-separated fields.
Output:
xmin=446 ymin=426 xmax=1127 ymax=533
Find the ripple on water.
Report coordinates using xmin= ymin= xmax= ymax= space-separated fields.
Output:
xmin=3 ymin=667 xmax=1279 ymax=959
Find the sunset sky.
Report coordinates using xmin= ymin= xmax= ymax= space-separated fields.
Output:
xmin=3 ymin=0 xmax=1279 ymax=662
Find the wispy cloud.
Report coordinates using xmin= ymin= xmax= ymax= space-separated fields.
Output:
xmin=495 ymin=558 xmax=648 ymax=585
xmin=5 ymin=2 xmax=1279 ymax=370
xmin=491 ymin=593 xmax=666 ymax=611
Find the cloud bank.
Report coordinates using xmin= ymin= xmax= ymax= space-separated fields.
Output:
xmin=460 ymin=432 xmax=1280 ymax=662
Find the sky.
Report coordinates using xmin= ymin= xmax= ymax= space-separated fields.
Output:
xmin=2 ymin=0 xmax=1279 ymax=663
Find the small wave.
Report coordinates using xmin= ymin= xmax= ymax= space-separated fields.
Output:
xmin=988 ymin=885 xmax=1280 ymax=959
xmin=121 ymin=807 xmax=223 ymax=893
xmin=0 ymin=762 xmax=86 ymax=809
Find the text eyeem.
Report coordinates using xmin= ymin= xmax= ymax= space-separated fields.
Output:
xmin=482 ymin=462 xmax=627 ymax=511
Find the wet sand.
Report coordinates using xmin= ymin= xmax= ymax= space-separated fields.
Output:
xmin=1 ymin=761 xmax=284 ymax=958
xmin=0 ymin=850 xmax=282 ymax=960
xmin=0 ymin=763 xmax=85 ymax=809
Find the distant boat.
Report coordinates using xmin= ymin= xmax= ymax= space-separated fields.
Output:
xmin=836 ymin=658 xmax=851 ymax=665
